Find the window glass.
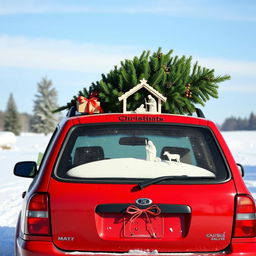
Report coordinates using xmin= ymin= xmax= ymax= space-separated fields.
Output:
xmin=55 ymin=124 xmax=228 ymax=182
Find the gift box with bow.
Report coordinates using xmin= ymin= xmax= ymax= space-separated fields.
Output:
xmin=76 ymin=96 xmax=103 ymax=114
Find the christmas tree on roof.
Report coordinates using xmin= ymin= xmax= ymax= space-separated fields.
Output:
xmin=56 ymin=48 xmax=230 ymax=115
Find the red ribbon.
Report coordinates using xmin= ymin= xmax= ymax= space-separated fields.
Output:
xmin=77 ymin=96 xmax=103 ymax=114
xmin=126 ymin=205 xmax=161 ymax=238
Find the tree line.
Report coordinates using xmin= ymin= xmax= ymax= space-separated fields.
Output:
xmin=0 ymin=77 xmax=59 ymax=135
xmin=221 ymin=113 xmax=256 ymax=131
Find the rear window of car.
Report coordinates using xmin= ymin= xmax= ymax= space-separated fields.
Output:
xmin=54 ymin=123 xmax=229 ymax=183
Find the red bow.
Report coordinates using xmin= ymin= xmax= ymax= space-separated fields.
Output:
xmin=126 ymin=205 xmax=161 ymax=238
xmin=77 ymin=96 xmax=103 ymax=114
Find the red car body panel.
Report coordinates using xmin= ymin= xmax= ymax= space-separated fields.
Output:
xmin=15 ymin=113 xmax=256 ymax=255
xmin=48 ymin=179 xmax=236 ymax=252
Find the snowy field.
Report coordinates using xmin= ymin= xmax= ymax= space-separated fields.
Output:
xmin=0 ymin=131 xmax=256 ymax=256
xmin=0 ymin=133 xmax=52 ymax=256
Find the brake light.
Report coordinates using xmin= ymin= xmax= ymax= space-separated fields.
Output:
xmin=233 ymin=195 xmax=256 ymax=238
xmin=25 ymin=193 xmax=51 ymax=235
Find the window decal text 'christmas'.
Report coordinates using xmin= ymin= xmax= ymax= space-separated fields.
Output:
xmin=119 ymin=116 xmax=164 ymax=122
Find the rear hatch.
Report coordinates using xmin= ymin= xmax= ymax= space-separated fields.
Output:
xmin=49 ymin=180 xmax=236 ymax=253
xmin=49 ymin=121 xmax=235 ymax=253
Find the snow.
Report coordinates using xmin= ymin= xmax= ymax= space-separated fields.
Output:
xmin=222 ymin=131 xmax=256 ymax=166
xmin=0 ymin=131 xmax=256 ymax=256
xmin=0 ymin=132 xmax=16 ymax=150
xmin=67 ymin=158 xmax=215 ymax=178
xmin=67 ymin=250 xmax=195 ymax=255
xmin=0 ymin=133 xmax=51 ymax=256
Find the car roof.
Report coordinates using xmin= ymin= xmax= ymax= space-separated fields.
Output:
xmin=58 ymin=112 xmax=213 ymax=131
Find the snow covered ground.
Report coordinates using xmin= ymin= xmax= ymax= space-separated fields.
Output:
xmin=0 ymin=131 xmax=256 ymax=256
xmin=223 ymin=131 xmax=256 ymax=166
xmin=0 ymin=133 xmax=51 ymax=256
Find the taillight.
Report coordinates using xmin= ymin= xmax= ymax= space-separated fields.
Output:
xmin=25 ymin=193 xmax=51 ymax=235
xmin=233 ymin=195 xmax=256 ymax=238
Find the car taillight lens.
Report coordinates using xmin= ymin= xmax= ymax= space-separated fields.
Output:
xmin=25 ymin=193 xmax=51 ymax=235
xmin=233 ymin=195 xmax=256 ymax=238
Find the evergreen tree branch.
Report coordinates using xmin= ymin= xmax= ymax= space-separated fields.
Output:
xmin=57 ymin=48 xmax=230 ymax=115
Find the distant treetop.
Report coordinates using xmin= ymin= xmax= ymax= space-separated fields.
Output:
xmin=31 ymin=77 xmax=59 ymax=135
xmin=4 ymin=93 xmax=21 ymax=136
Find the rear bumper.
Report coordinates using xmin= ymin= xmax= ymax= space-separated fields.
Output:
xmin=16 ymin=237 xmax=256 ymax=256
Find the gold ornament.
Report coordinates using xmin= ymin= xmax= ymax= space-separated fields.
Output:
xmin=185 ymin=84 xmax=192 ymax=98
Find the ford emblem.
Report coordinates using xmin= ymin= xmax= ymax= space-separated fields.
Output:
xmin=136 ymin=198 xmax=152 ymax=206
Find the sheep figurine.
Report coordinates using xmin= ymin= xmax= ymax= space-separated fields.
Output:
xmin=163 ymin=151 xmax=180 ymax=163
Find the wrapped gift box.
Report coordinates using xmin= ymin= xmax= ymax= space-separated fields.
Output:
xmin=76 ymin=96 xmax=102 ymax=114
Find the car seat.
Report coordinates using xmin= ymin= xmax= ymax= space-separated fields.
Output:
xmin=73 ymin=146 xmax=105 ymax=166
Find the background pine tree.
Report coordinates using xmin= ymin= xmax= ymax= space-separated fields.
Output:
xmin=4 ymin=93 xmax=21 ymax=135
xmin=31 ymin=77 xmax=59 ymax=135
xmin=57 ymin=48 xmax=230 ymax=114
xmin=248 ymin=113 xmax=256 ymax=130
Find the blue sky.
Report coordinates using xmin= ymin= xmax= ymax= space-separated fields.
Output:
xmin=0 ymin=0 xmax=256 ymax=123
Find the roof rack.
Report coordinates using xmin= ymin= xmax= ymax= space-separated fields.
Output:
xmin=66 ymin=106 xmax=77 ymax=117
xmin=195 ymin=108 xmax=205 ymax=118
xmin=66 ymin=106 xmax=205 ymax=118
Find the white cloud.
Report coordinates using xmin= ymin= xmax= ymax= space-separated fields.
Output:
xmin=0 ymin=0 xmax=256 ymax=22
xmin=193 ymin=57 xmax=256 ymax=92
xmin=197 ymin=57 xmax=256 ymax=77
xmin=0 ymin=35 xmax=136 ymax=73
xmin=220 ymin=82 xmax=256 ymax=93
xmin=0 ymin=35 xmax=255 ymax=93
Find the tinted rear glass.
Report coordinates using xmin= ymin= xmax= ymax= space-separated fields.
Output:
xmin=55 ymin=124 xmax=229 ymax=182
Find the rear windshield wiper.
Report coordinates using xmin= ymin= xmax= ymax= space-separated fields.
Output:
xmin=138 ymin=175 xmax=214 ymax=190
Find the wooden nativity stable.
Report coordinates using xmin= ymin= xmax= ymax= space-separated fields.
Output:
xmin=118 ymin=78 xmax=167 ymax=114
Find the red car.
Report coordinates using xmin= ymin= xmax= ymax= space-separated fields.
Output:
xmin=14 ymin=110 xmax=256 ymax=255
